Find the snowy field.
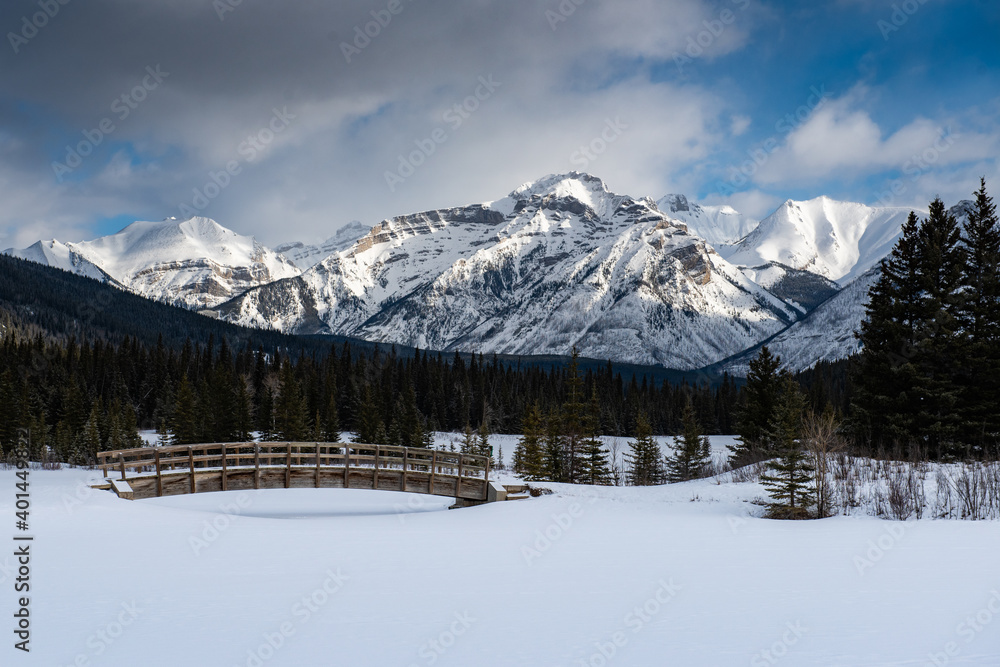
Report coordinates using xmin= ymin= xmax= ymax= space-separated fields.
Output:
xmin=4 ymin=436 xmax=1000 ymax=666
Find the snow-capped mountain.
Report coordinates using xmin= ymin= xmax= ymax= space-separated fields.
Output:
xmin=220 ymin=173 xmax=800 ymax=370
xmin=720 ymin=197 xmax=922 ymax=285
xmin=739 ymin=262 xmax=840 ymax=314
xmin=721 ymin=200 xmax=977 ymax=373
xmin=7 ymin=239 xmax=109 ymax=282
xmin=275 ymin=221 xmax=370 ymax=270
xmin=655 ymin=194 xmax=757 ymax=246
xmin=3 ymin=217 xmax=300 ymax=310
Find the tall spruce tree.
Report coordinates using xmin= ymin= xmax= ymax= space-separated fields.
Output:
xmin=760 ymin=375 xmax=814 ymax=519
xmin=561 ymin=349 xmax=587 ymax=483
xmin=170 ymin=374 xmax=199 ymax=445
xmin=514 ymin=403 xmax=545 ymax=480
xmin=730 ymin=346 xmax=783 ymax=467
xmin=912 ymin=198 xmax=966 ymax=458
xmin=274 ymin=362 xmax=308 ymax=441
xmin=959 ymin=179 xmax=1000 ymax=455
xmin=542 ymin=408 xmax=564 ymax=482
xmin=580 ymin=390 xmax=611 ymax=485
xmin=851 ymin=212 xmax=925 ymax=453
xmin=626 ymin=412 xmax=662 ymax=486
xmin=666 ymin=399 xmax=712 ymax=482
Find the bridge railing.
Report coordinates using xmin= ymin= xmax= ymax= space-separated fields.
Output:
xmin=96 ymin=442 xmax=490 ymax=483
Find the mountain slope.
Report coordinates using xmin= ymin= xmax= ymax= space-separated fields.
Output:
xmin=221 ymin=173 xmax=799 ymax=370
xmin=656 ymin=194 xmax=757 ymax=245
xmin=275 ymin=221 xmax=370 ymax=270
xmin=3 ymin=217 xmax=300 ymax=310
xmin=720 ymin=197 xmax=922 ymax=285
xmin=719 ymin=200 xmax=976 ymax=373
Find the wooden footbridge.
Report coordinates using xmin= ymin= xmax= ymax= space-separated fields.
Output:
xmin=97 ymin=443 xmax=506 ymax=505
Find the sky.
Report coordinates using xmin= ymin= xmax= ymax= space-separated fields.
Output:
xmin=0 ymin=0 xmax=997 ymax=249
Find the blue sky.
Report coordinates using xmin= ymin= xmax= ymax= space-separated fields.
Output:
xmin=0 ymin=0 xmax=997 ymax=247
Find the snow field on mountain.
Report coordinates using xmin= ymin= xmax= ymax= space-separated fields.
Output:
xmin=10 ymin=435 xmax=999 ymax=666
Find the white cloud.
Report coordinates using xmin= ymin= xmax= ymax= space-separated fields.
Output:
xmin=754 ymin=88 xmax=1000 ymax=186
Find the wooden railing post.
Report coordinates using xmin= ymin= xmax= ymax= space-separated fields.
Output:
xmin=188 ymin=446 xmax=196 ymax=494
xmin=154 ymin=449 xmax=162 ymax=497
xmin=373 ymin=445 xmax=380 ymax=491
xmin=254 ymin=444 xmax=260 ymax=490
xmin=119 ymin=453 xmax=126 ymax=481
xmin=343 ymin=445 xmax=350 ymax=489
xmin=315 ymin=444 xmax=321 ymax=488
xmin=402 ymin=447 xmax=408 ymax=492
xmin=285 ymin=443 xmax=292 ymax=489
xmin=221 ymin=444 xmax=228 ymax=492
xmin=429 ymin=449 xmax=437 ymax=495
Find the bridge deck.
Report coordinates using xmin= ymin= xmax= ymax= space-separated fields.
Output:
xmin=97 ymin=443 xmax=492 ymax=502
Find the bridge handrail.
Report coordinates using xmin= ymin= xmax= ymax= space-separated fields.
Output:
xmin=96 ymin=442 xmax=490 ymax=483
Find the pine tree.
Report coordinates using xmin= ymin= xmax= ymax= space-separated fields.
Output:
xmin=760 ymin=375 xmax=814 ymax=519
xmin=626 ymin=412 xmax=662 ymax=486
xmin=560 ymin=348 xmax=587 ymax=483
xmin=352 ymin=384 xmax=382 ymax=444
xmin=235 ymin=378 xmax=254 ymax=442
xmin=274 ymin=362 xmax=308 ymax=441
xmin=514 ymin=403 xmax=545 ymax=480
xmin=666 ymin=399 xmax=711 ymax=482
xmin=476 ymin=420 xmax=493 ymax=466
xmin=912 ymin=198 xmax=967 ymax=459
xmin=851 ymin=212 xmax=925 ymax=453
xmin=459 ymin=423 xmax=476 ymax=454
xmin=730 ymin=346 xmax=783 ymax=467
xmin=959 ymin=179 xmax=1000 ymax=455
xmin=170 ymin=374 xmax=199 ymax=446
xmin=156 ymin=418 xmax=170 ymax=448
xmin=580 ymin=390 xmax=611 ymax=485
xmin=77 ymin=406 xmax=102 ymax=465
xmin=542 ymin=408 xmax=564 ymax=482
xmin=324 ymin=390 xmax=342 ymax=442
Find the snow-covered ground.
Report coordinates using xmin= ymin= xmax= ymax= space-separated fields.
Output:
xmin=4 ymin=436 xmax=999 ymax=666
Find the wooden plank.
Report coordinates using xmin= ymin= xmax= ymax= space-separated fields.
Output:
xmin=188 ymin=447 xmax=196 ymax=494
xmin=155 ymin=449 xmax=162 ymax=497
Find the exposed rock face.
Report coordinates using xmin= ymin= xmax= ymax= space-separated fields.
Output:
xmin=221 ymin=173 xmax=799 ymax=370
